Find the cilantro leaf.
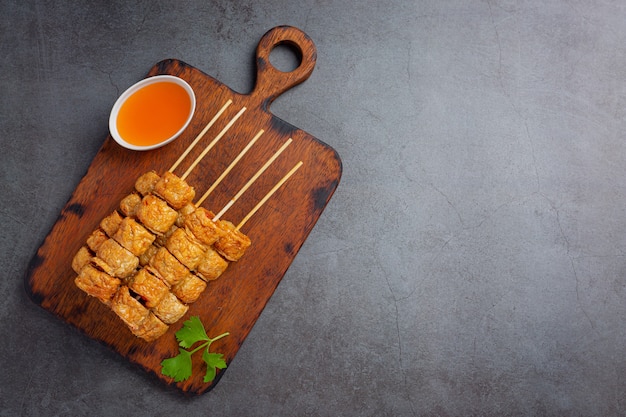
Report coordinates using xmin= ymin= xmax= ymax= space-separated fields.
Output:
xmin=202 ymin=351 xmax=227 ymax=383
xmin=160 ymin=316 xmax=230 ymax=385
xmin=176 ymin=316 xmax=209 ymax=348
xmin=161 ymin=348 xmax=193 ymax=382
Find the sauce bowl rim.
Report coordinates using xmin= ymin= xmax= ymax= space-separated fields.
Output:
xmin=108 ymin=75 xmax=196 ymax=151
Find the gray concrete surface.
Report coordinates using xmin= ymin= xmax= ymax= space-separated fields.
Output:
xmin=2 ymin=1 xmax=626 ymax=416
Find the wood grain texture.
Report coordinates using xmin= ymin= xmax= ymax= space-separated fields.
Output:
xmin=25 ymin=26 xmax=342 ymax=395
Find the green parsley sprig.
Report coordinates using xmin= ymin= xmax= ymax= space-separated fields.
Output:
xmin=161 ymin=316 xmax=229 ymax=383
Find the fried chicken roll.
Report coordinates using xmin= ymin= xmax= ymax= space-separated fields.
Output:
xmin=165 ymin=228 xmax=207 ymax=271
xmin=119 ymin=193 xmax=142 ymax=217
xmin=136 ymin=194 xmax=179 ymax=235
xmin=95 ymin=238 xmax=139 ymax=279
xmin=71 ymin=168 xmax=257 ymax=342
xmin=135 ymin=170 xmax=160 ymax=196
xmin=110 ymin=286 xmax=168 ymax=341
xmin=72 ymin=246 xmax=92 ymax=274
xmin=153 ymin=171 xmax=195 ymax=210
xmin=152 ymin=291 xmax=188 ymax=324
xmin=113 ymin=217 xmax=156 ymax=256
xmin=171 ymin=274 xmax=207 ymax=304
xmin=134 ymin=313 xmax=170 ymax=342
xmin=176 ymin=202 xmax=197 ymax=228
xmin=183 ymin=207 xmax=225 ymax=246
xmin=139 ymin=244 xmax=159 ymax=266
xmin=74 ymin=264 xmax=121 ymax=305
xmin=127 ymin=267 xmax=169 ymax=308
xmin=214 ymin=219 xmax=251 ymax=261
xmin=196 ymin=247 xmax=228 ymax=281
xmin=100 ymin=210 xmax=123 ymax=237
xmin=148 ymin=246 xmax=190 ymax=287
xmin=86 ymin=229 xmax=108 ymax=252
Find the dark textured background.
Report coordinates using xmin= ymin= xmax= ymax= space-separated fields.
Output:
xmin=2 ymin=1 xmax=626 ymax=416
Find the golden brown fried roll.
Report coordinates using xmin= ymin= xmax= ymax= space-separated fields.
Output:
xmin=152 ymin=291 xmax=189 ymax=324
xmin=183 ymin=207 xmax=224 ymax=246
xmin=135 ymin=170 xmax=160 ymax=196
xmin=75 ymin=264 xmax=121 ymax=304
xmin=136 ymin=194 xmax=178 ymax=235
xmin=154 ymin=224 xmax=177 ymax=248
xmin=119 ymin=193 xmax=142 ymax=217
xmin=196 ymin=247 xmax=228 ymax=281
xmin=139 ymin=244 xmax=159 ymax=266
xmin=127 ymin=267 xmax=169 ymax=308
xmin=110 ymin=286 xmax=150 ymax=334
xmin=100 ymin=211 xmax=123 ymax=237
xmin=86 ymin=229 xmax=108 ymax=252
xmin=214 ymin=220 xmax=251 ymax=261
xmin=72 ymin=246 xmax=92 ymax=274
xmin=149 ymin=246 xmax=189 ymax=286
xmin=171 ymin=274 xmax=207 ymax=304
xmin=176 ymin=202 xmax=197 ymax=227
xmin=113 ymin=217 xmax=156 ymax=256
xmin=90 ymin=256 xmax=116 ymax=276
xmin=166 ymin=228 xmax=206 ymax=270
xmin=134 ymin=312 xmax=169 ymax=342
xmin=153 ymin=171 xmax=195 ymax=210
xmin=95 ymin=238 xmax=139 ymax=278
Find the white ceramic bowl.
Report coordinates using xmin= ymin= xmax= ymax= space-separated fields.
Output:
xmin=109 ymin=75 xmax=196 ymax=151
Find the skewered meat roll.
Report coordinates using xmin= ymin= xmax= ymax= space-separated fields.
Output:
xmin=134 ymin=313 xmax=170 ymax=342
xmin=135 ymin=170 xmax=160 ymax=196
xmin=136 ymin=194 xmax=179 ymax=235
xmin=90 ymin=256 xmax=119 ymax=277
xmin=74 ymin=264 xmax=121 ymax=305
xmin=95 ymin=238 xmax=139 ymax=279
xmin=113 ymin=217 xmax=156 ymax=256
xmin=72 ymin=246 xmax=92 ymax=273
xmin=183 ymin=207 xmax=224 ymax=246
xmin=154 ymin=171 xmax=195 ymax=210
xmin=148 ymin=246 xmax=190 ymax=287
xmin=171 ymin=274 xmax=207 ymax=304
xmin=119 ymin=193 xmax=142 ymax=217
xmin=214 ymin=219 xmax=251 ymax=261
xmin=110 ymin=286 xmax=147 ymax=331
xmin=139 ymin=244 xmax=159 ymax=266
xmin=176 ymin=202 xmax=197 ymax=227
xmin=110 ymin=286 xmax=168 ymax=341
xmin=72 ymin=167 xmax=258 ymax=342
xmin=127 ymin=267 xmax=169 ymax=308
xmin=165 ymin=228 xmax=207 ymax=270
xmin=100 ymin=211 xmax=123 ymax=237
xmin=152 ymin=291 xmax=188 ymax=324
xmin=86 ymin=229 xmax=108 ymax=252
xmin=154 ymin=224 xmax=178 ymax=248
xmin=196 ymin=247 xmax=228 ymax=281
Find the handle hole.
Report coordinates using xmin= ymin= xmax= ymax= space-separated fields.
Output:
xmin=269 ymin=42 xmax=302 ymax=73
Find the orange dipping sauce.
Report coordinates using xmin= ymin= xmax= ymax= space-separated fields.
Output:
xmin=116 ymin=81 xmax=192 ymax=147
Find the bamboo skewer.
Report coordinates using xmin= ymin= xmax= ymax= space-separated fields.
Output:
xmin=237 ymin=161 xmax=303 ymax=230
xmin=181 ymin=106 xmax=247 ymax=180
xmin=155 ymin=100 xmax=300 ymax=233
xmin=168 ymin=99 xmax=232 ymax=173
xmin=195 ymin=129 xmax=265 ymax=207
xmin=212 ymin=138 xmax=293 ymax=222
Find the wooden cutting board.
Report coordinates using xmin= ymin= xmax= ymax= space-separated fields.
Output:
xmin=25 ymin=26 xmax=342 ymax=395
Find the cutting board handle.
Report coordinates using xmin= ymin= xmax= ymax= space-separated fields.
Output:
xmin=251 ymin=26 xmax=317 ymax=110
